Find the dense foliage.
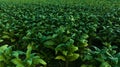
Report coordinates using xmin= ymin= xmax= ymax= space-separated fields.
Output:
xmin=0 ymin=3 xmax=120 ymax=67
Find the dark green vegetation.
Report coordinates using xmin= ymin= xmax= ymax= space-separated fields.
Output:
xmin=0 ymin=1 xmax=120 ymax=67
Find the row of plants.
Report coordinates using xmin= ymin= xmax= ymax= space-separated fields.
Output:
xmin=0 ymin=44 xmax=47 ymax=67
xmin=0 ymin=3 xmax=120 ymax=67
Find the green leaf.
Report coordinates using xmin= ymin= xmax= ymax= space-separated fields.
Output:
xmin=12 ymin=51 xmax=25 ymax=58
xmin=56 ymin=26 xmax=65 ymax=33
xmin=63 ymin=36 xmax=71 ymax=42
xmin=52 ymin=34 xmax=58 ymax=38
xmin=44 ymin=40 xmax=55 ymax=49
xmin=27 ymin=59 xmax=32 ymax=66
xmin=55 ymin=44 xmax=67 ymax=52
xmin=11 ymin=58 xmax=24 ymax=67
xmin=100 ymin=62 xmax=111 ymax=67
xmin=4 ymin=46 xmax=12 ymax=59
xmin=66 ymin=39 xmax=74 ymax=46
xmin=10 ymin=38 xmax=16 ymax=42
xmin=2 ymin=35 xmax=10 ymax=39
xmin=0 ymin=39 xmax=4 ymax=43
xmin=109 ymin=57 xmax=118 ymax=64
xmin=68 ymin=53 xmax=79 ymax=61
xmin=0 ymin=45 xmax=8 ymax=53
xmin=55 ymin=56 xmax=66 ymax=61
xmin=3 ymin=31 xmax=9 ymax=34
xmin=69 ymin=39 xmax=74 ymax=45
xmin=69 ymin=45 xmax=78 ymax=52
xmin=82 ymin=42 xmax=88 ymax=47
xmin=82 ymin=34 xmax=89 ymax=39
xmin=33 ymin=57 xmax=47 ymax=65
xmin=38 ymin=59 xmax=47 ymax=65
xmin=83 ymin=55 xmax=93 ymax=61
xmin=62 ymin=51 xmax=68 ymax=56
xmin=26 ymin=44 xmax=32 ymax=59
xmin=44 ymin=40 xmax=55 ymax=46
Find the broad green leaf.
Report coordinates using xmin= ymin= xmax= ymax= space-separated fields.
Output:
xmin=27 ymin=59 xmax=32 ymax=66
xmin=11 ymin=58 xmax=24 ymax=67
xmin=79 ymin=39 xmax=87 ymax=44
xmin=92 ymin=46 xmax=100 ymax=51
xmin=83 ymin=42 xmax=88 ymax=47
xmin=79 ymin=40 xmax=88 ymax=47
xmin=12 ymin=51 xmax=25 ymax=58
xmin=55 ymin=56 xmax=66 ymax=61
xmin=66 ymin=39 xmax=74 ymax=46
xmin=69 ymin=39 xmax=74 ymax=45
xmin=100 ymin=62 xmax=111 ymax=67
xmin=0 ymin=45 xmax=8 ymax=53
xmin=109 ymin=57 xmax=118 ymax=64
xmin=69 ymin=45 xmax=78 ymax=52
xmin=63 ymin=36 xmax=70 ymax=42
xmin=106 ymin=51 xmax=112 ymax=56
xmin=56 ymin=26 xmax=65 ymax=33
xmin=95 ymin=58 xmax=105 ymax=62
xmin=67 ymin=30 xmax=70 ymax=34
xmin=44 ymin=40 xmax=55 ymax=46
xmin=68 ymin=53 xmax=79 ymax=61
xmin=33 ymin=57 xmax=47 ymax=65
xmin=52 ymin=34 xmax=58 ymax=38
xmin=82 ymin=34 xmax=89 ymax=39
xmin=3 ymin=31 xmax=9 ymax=34
xmin=2 ymin=35 xmax=10 ymax=39
xmin=10 ymin=38 xmax=16 ymax=42
xmin=4 ymin=46 xmax=12 ymax=59
xmin=0 ymin=39 xmax=4 ymax=43
xmin=38 ymin=59 xmax=47 ymax=65
xmin=62 ymin=51 xmax=68 ymax=56
xmin=83 ymin=55 xmax=93 ymax=61
xmin=55 ymin=44 xmax=66 ymax=51
xmin=26 ymin=44 xmax=32 ymax=59
xmin=44 ymin=40 xmax=55 ymax=49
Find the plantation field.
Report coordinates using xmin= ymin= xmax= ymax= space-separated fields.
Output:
xmin=0 ymin=0 xmax=120 ymax=67
xmin=0 ymin=0 xmax=120 ymax=6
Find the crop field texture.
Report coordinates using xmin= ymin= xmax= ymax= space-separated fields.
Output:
xmin=0 ymin=0 xmax=120 ymax=67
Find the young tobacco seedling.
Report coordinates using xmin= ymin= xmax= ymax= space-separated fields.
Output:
xmin=79 ymin=33 xmax=89 ymax=47
xmin=0 ymin=45 xmax=13 ymax=67
xmin=55 ymin=39 xmax=79 ymax=67
xmin=11 ymin=44 xmax=47 ymax=67
xmin=81 ymin=45 xmax=120 ymax=67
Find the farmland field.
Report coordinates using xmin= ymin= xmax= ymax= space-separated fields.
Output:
xmin=0 ymin=0 xmax=120 ymax=67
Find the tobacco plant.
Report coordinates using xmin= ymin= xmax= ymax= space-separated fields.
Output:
xmin=0 ymin=44 xmax=46 ymax=67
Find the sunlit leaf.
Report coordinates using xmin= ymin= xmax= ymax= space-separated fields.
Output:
xmin=0 ymin=45 xmax=8 ymax=53
xmin=26 ymin=44 xmax=32 ymax=59
xmin=11 ymin=58 xmax=24 ymax=67
xmin=68 ymin=53 xmax=79 ymax=61
xmin=2 ymin=35 xmax=10 ymax=39
xmin=55 ymin=55 xmax=66 ymax=61
xmin=0 ymin=39 xmax=4 ymax=43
